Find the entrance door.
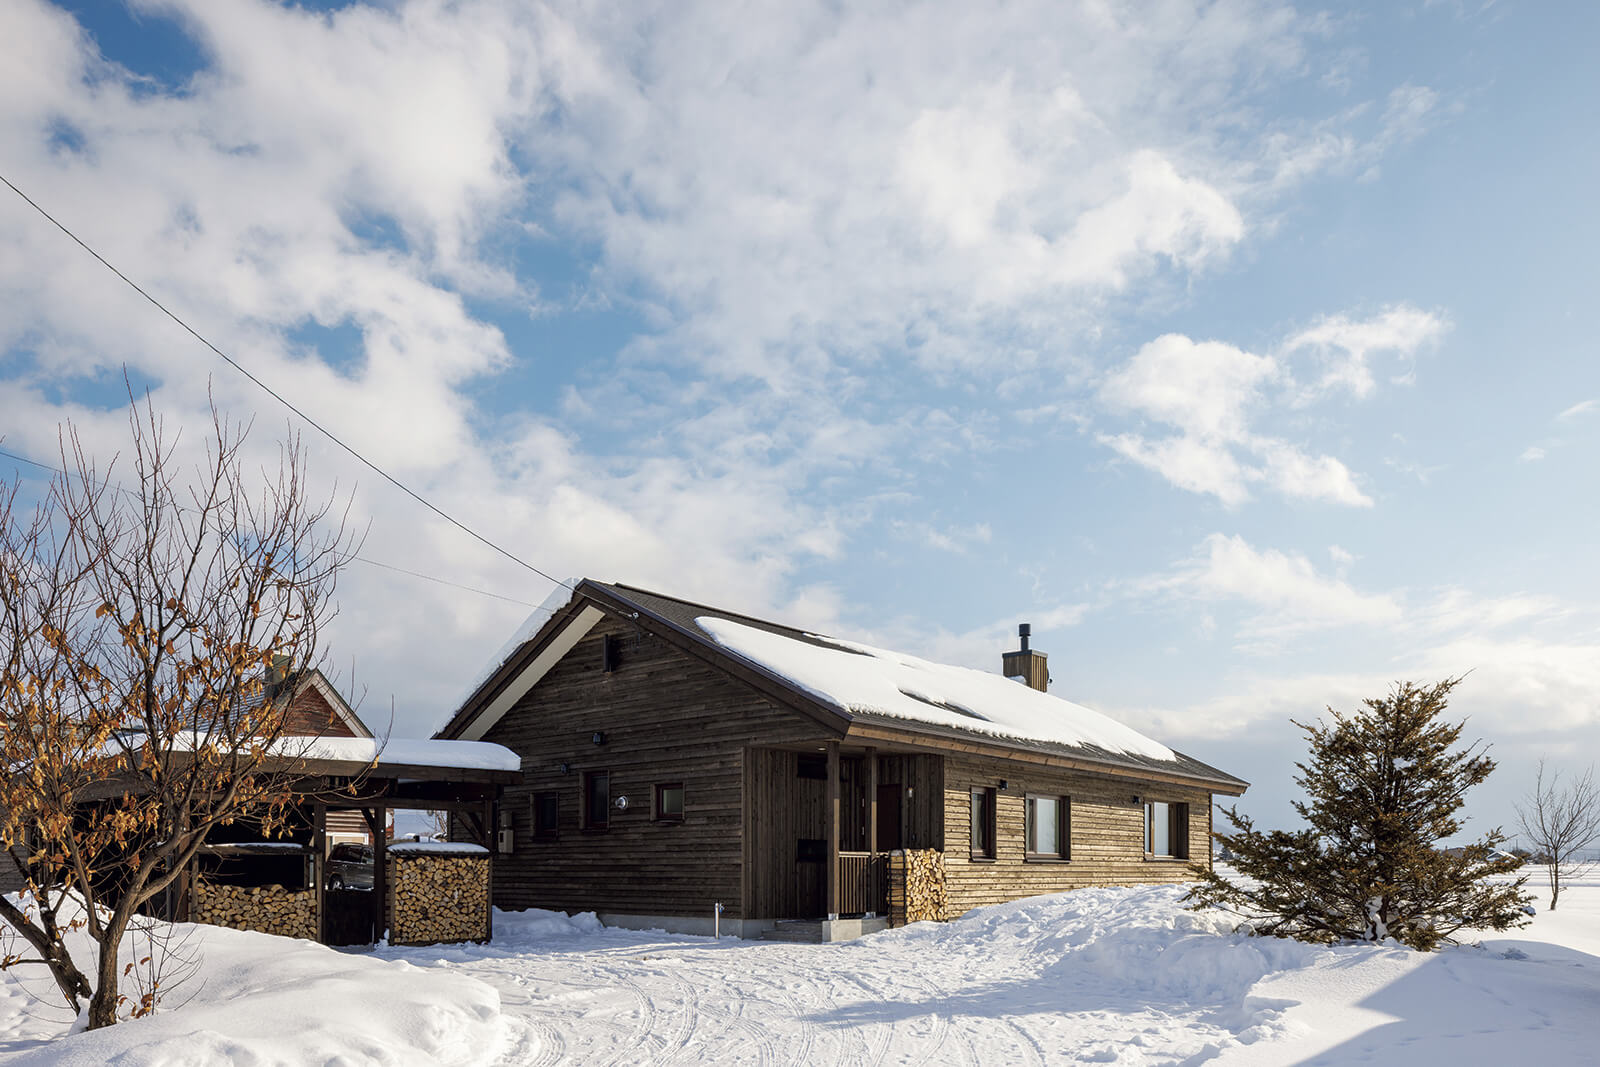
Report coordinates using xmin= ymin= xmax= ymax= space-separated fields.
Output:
xmin=875 ymin=784 xmax=903 ymax=851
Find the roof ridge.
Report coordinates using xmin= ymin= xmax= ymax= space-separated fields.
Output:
xmin=598 ymin=580 xmax=825 ymax=642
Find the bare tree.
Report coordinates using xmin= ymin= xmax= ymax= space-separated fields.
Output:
xmin=1515 ymin=760 xmax=1600 ymax=911
xmin=0 ymin=399 xmax=352 ymax=1029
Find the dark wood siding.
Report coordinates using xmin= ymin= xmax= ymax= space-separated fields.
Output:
xmin=941 ymin=753 xmax=1212 ymax=917
xmin=744 ymin=749 xmax=943 ymax=920
xmin=478 ymin=613 xmax=824 ymax=920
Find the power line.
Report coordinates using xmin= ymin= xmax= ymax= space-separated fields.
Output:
xmin=0 ymin=446 xmax=538 ymax=609
xmin=0 ymin=171 xmax=571 ymax=594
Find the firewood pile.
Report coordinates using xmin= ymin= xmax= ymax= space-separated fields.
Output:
xmin=387 ymin=852 xmax=490 ymax=945
xmin=888 ymin=848 xmax=948 ymax=925
xmin=193 ymin=881 xmax=317 ymax=941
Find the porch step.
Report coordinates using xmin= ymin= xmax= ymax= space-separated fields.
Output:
xmin=759 ymin=921 xmax=825 ymax=944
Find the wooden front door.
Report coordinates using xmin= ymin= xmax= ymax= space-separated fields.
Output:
xmin=875 ymin=784 xmax=903 ymax=851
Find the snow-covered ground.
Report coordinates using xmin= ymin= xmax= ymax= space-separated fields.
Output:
xmin=2 ymin=873 xmax=1596 ymax=1064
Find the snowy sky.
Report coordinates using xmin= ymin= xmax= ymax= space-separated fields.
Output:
xmin=2 ymin=0 xmax=1596 ymax=842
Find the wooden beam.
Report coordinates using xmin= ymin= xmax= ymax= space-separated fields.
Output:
xmin=826 ymin=740 xmax=840 ymax=920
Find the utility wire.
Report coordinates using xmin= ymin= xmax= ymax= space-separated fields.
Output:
xmin=1 ymin=171 xmax=571 ymax=594
xmin=0 ymin=446 xmax=538 ymax=608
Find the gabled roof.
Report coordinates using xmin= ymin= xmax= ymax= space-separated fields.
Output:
xmin=438 ymin=579 xmax=1248 ymax=795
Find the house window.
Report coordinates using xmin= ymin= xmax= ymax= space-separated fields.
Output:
xmin=1145 ymin=800 xmax=1189 ymax=859
xmin=582 ymin=770 xmax=610 ymax=831
xmin=1026 ymin=794 xmax=1069 ymax=860
xmin=531 ymin=791 xmax=560 ymax=839
xmin=654 ymin=782 xmax=685 ymax=822
xmin=969 ymin=787 xmax=996 ymax=860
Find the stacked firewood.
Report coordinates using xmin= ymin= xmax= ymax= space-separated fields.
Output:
xmin=193 ymin=881 xmax=317 ymax=940
xmin=889 ymin=849 xmax=948 ymax=925
xmin=387 ymin=854 xmax=490 ymax=945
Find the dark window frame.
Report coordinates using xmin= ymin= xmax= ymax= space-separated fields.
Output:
xmin=581 ymin=769 xmax=611 ymax=832
xmin=654 ymin=782 xmax=685 ymax=823
xmin=531 ymin=790 xmax=560 ymax=840
xmin=1144 ymin=800 xmax=1190 ymax=860
xmin=1025 ymin=793 xmax=1070 ymax=861
xmin=969 ymin=787 xmax=997 ymax=861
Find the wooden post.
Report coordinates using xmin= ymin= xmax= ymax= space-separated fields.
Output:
xmin=313 ymin=802 xmax=326 ymax=944
xmin=826 ymin=741 xmax=840 ymax=921
xmin=866 ymin=746 xmax=878 ymax=917
xmin=362 ymin=806 xmax=388 ymax=945
xmin=866 ymin=747 xmax=879 ymax=856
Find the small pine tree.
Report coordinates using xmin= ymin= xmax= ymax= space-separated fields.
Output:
xmin=1187 ymin=678 xmax=1530 ymax=950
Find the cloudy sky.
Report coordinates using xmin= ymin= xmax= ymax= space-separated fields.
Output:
xmin=2 ymin=0 xmax=1596 ymax=839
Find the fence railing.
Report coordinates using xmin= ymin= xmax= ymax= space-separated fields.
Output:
xmin=837 ymin=851 xmax=888 ymax=917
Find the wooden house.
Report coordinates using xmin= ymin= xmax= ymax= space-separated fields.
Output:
xmin=436 ymin=580 xmax=1248 ymax=940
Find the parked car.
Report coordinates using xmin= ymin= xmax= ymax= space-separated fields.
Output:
xmin=325 ymin=843 xmax=374 ymax=890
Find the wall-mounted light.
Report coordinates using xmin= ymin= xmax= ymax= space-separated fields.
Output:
xmin=906 ymin=785 xmax=915 ymax=799
xmin=1132 ymin=794 xmax=1142 ymax=805
xmin=592 ymin=731 xmax=608 ymax=746
xmin=613 ymin=795 xmax=630 ymax=811
xmin=998 ymin=779 xmax=1009 ymax=791
xmin=559 ymin=762 xmax=570 ymax=774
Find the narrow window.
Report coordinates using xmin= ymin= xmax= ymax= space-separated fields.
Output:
xmin=969 ymin=787 xmax=996 ymax=860
xmin=654 ymin=782 xmax=685 ymax=823
xmin=531 ymin=791 xmax=560 ymax=839
xmin=1145 ymin=800 xmax=1189 ymax=859
xmin=1026 ymin=794 xmax=1069 ymax=860
xmin=582 ymin=770 xmax=610 ymax=831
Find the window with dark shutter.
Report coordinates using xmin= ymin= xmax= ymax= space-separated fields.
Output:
xmin=582 ymin=770 xmax=610 ymax=831
xmin=531 ymin=791 xmax=560 ymax=839
xmin=969 ymin=787 xmax=997 ymax=860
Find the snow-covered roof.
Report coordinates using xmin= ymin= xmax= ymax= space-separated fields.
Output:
xmin=441 ymin=579 xmax=1245 ymax=791
xmin=698 ymin=617 xmax=1176 ymax=762
xmin=277 ymin=736 xmax=521 ymax=773
xmin=388 ymin=840 xmax=490 ymax=856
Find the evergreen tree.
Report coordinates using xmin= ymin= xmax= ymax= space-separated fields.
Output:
xmin=1187 ymin=678 xmax=1530 ymax=950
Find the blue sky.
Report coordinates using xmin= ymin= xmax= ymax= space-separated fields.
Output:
xmin=2 ymin=0 xmax=1596 ymax=841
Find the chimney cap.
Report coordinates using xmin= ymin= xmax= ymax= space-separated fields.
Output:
xmin=1018 ymin=622 xmax=1031 ymax=652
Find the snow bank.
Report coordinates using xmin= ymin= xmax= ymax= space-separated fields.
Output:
xmin=490 ymin=907 xmax=605 ymax=947
xmin=0 ymin=911 xmax=510 ymax=1065
xmin=700 ymin=615 xmax=1176 ymax=760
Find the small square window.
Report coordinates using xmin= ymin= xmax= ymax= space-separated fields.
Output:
xmin=969 ymin=787 xmax=997 ymax=860
xmin=655 ymin=782 xmax=684 ymax=822
xmin=531 ymin=791 xmax=560 ymax=839
xmin=582 ymin=770 xmax=610 ymax=831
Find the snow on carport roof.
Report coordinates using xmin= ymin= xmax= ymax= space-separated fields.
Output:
xmin=698 ymin=616 xmax=1176 ymax=762
xmin=279 ymin=736 xmax=521 ymax=773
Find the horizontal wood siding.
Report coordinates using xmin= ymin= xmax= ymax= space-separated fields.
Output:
xmin=942 ymin=753 xmax=1212 ymax=918
xmin=479 ymin=613 xmax=822 ymax=920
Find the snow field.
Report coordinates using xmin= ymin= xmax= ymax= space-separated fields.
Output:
xmin=2 ymin=872 xmax=1595 ymax=1064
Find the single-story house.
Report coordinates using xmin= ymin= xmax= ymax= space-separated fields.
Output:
xmin=435 ymin=579 xmax=1248 ymax=941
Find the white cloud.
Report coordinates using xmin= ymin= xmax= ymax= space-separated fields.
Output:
xmin=1283 ymin=304 xmax=1448 ymax=400
xmin=0 ymin=0 xmax=1471 ymax=735
xmin=1142 ymin=533 xmax=1401 ymax=643
xmin=1520 ymin=446 xmax=1547 ymax=462
xmin=1097 ymin=333 xmax=1371 ymax=507
xmin=1557 ymin=399 xmax=1596 ymax=420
